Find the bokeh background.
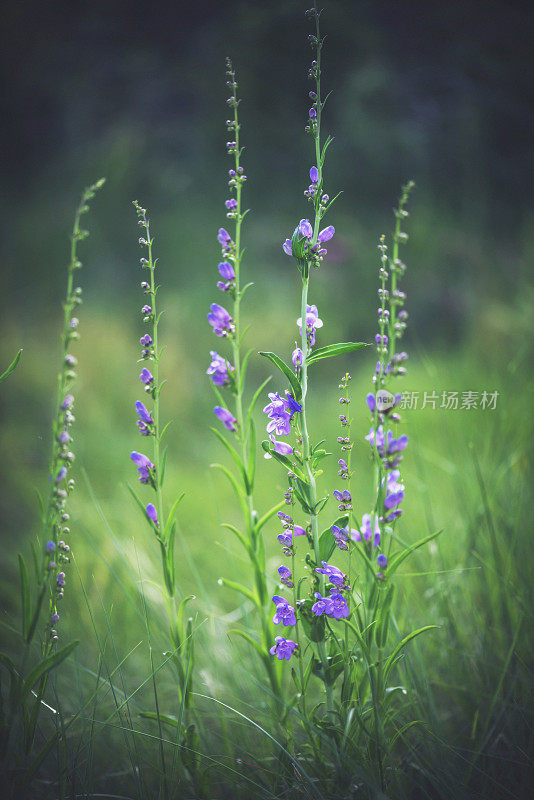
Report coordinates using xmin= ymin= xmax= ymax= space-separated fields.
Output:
xmin=1 ymin=0 xmax=533 ymax=795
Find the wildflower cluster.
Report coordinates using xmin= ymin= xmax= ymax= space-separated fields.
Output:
xmin=259 ymin=7 xmax=366 ymax=708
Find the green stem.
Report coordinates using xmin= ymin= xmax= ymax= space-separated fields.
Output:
xmin=226 ymin=64 xmax=282 ymax=702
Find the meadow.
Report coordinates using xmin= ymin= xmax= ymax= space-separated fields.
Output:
xmin=1 ymin=1 xmax=533 ymax=798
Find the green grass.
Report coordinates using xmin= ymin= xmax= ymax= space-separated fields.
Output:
xmin=1 ymin=282 xmax=533 ymax=798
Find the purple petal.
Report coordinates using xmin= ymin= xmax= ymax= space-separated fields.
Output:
xmin=298 ymin=219 xmax=313 ymax=238
xmin=135 ymin=401 xmax=153 ymax=423
xmin=146 ymin=503 xmax=158 ymax=525
xmin=218 ymin=261 xmax=235 ymax=280
xmin=130 ymin=451 xmax=152 ymax=468
xmin=318 ymin=225 xmax=335 ymax=243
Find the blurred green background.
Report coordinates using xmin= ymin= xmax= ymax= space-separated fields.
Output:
xmin=1 ymin=0 xmax=533 ymax=795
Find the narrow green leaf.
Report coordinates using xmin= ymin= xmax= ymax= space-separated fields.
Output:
xmin=140 ymin=710 xmax=180 ymax=729
xmin=239 ymin=348 xmax=255 ymax=392
xmin=344 ymin=619 xmax=372 ymax=662
xmin=163 ymin=493 xmax=185 ymax=544
xmin=27 ymin=584 xmax=47 ymax=645
xmin=126 ymin=483 xmax=149 ymax=520
xmin=387 ymin=529 xmax=443 ymax=577
xmin=18 ymin=554 xmax=30 ymax=640
xmin=218 ymin=578 xmax=259 ymax=608
xmin=384 ymin=626 xmax=439 ymax=684
xmin=246 ymin=419 xmax=256 ymax=491
xmin=228 ymin=629 xmax=266 ymax=659
xmin=221 ymin=523 xmax=249 ymax=552
xmin=375 ymin=584 xmax=395 ymax=648
xmin=210 ymin=382 xmax=227 ymax=409
xmin=210 ymin=426 xmax=247 ymax=487
xmin=160 ymin=445 xmax=168 ymax=487
xmin=254 ymin=500 xmax=286 ymax=534
xmin=21 ymin=640 xmax=79 ymax=699
xmin=210 ymin=463 xmax=248 ymax=520
xmin=159 ymin=420 xmax=173 ymax=441
xmin=0 ymin=349 xmax=22 ymax=383
xmin=307 ymin=341 xmax=369 ymax=366
xmin=0 ymin=652 xmax=18 ymax=682
xmin=164 ymin=523 xmax=176 ymax=597
xmin=258 ymin=352 xmax=302 ymax=400
xmin=390 ymin=720 xmax=425 ymax=748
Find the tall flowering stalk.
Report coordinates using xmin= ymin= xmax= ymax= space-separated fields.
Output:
xmin=258 ymin=15 xmax=438 ymax=789
xmin=261 ymin=5 xmax=366 ymax=717
xmin=0 ymin=179 xmax=104 ymax=782
xmin=206 ymin=60 xmax=285 ymax=701
xmin=129 ymin=202 xmax=195 ymax=764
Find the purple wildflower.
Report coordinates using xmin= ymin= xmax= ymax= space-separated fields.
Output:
xmin=56 ymin=466 xmax=67 ymax=483
xmin=377 ymin=554 xmax=388 ymax=569
xmin=292 ymin=346 xmax=303 ymax=367
xmin=58 ymin=430 xmax=72 ymax=444
xmin=331 ymin=524 xmax=349 ymax=550
xmin=278 ymin=565 xmax=294 ymax=587
xmin=366 ymin=425 xmax=409 ymax=461
xmin=315 ymin=560 xmax=346 ymax=587
xmin=141 ymin=305 xmax=152 ymax=315
xmin=299 ymin=218 xmax=313 ymax=238
xmin=283 ymin=239 xmax=293 ymax=256
xmin=366 ymin=393 xmax=376 ymax=412
xmin=207 ymin=303 xmax=235 ymax=337
xmin=217 ymin=228 xmax=234 ymax=255
xmin=277 ymin=529 xmax=293 ymax=546
xmin=140 ymin=367 xmax=154 ymax=385
xmin=355 ymin=513 xmax=381 ymax=547
xmin=284 ymin=392 xmax=302 ymax=414
xmin=135 ymin=401 xmax=153 ymax=424
xmin=333 ymin=489 xmax=351 ymax=503
xmin=213 ymin=405 xmax=237 ymax=432
xmin=218 ymin=261 xmax=235 ymax=280
xmin=263 ymin=392 xmax=292 ymax=436
xmin=311 ymin=592 xmax=334 ymax=616
xmin=328 ymin=590 xmax=350 ymax=619
xmin=46 ymin=541 xmax=55 ymax=553
xmin=269 ymin=435 xmax=293 ymax=456
xmin=146 ymin=503 xmax=158 ymax=526
xmin=304 ymin=166 xmax=319 ymax=198
xmin=318 ymin=225 xmax=335 ymax=243
xmin=140 ymin=333 xmax=153 ymax=347
xmin=61 ymin=395 xmax=74 ymax=410
xmin=296 ymin=304 xmax=323 ymax=346
xmin=130 ymin=451 xmax=154 ymax=484
xmin=269 ymin=636 xmax=298 ymax=661
xmin=207 ymin=351 xmax=234 ymax=387
xmin=384 ymin=469 xmax=405 ymax=510
xmin=272 ymin=595 xmax=297 ymax=627
xmin=135 ymin=400 xmax=153 ymax=435
xmin=293 ymin=525 xmax=306 ymax=537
